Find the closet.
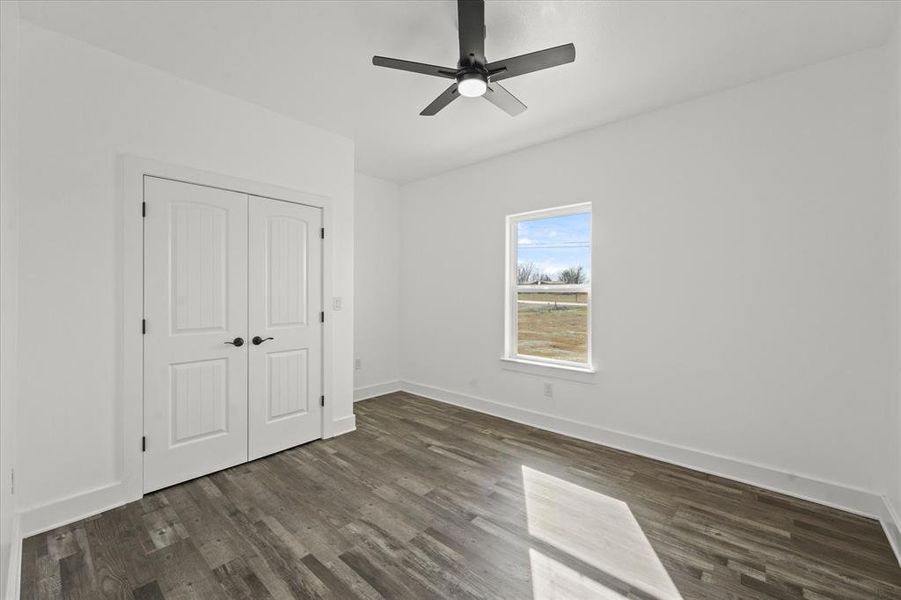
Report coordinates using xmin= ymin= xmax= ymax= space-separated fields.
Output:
xmin=142 ymin=176 xmax=323 ymax=492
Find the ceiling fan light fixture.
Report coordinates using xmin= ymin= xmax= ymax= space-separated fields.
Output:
xmin=372 ymin=0 xmax=575 ymax=116
xmin=457 ymin=72 xmax=487 ymax=97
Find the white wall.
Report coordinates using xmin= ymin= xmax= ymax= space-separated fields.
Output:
xmin=399 ymin=47 xmax=896 ymax=511
xmin=896 ymin=12 xmax=901 ymax=532
xmin=890 ymin=12 xmax=901 ymax=539
xmin=354 ymin=173 xmax=401 ymax=399
xmin=16 ymin=23 xmax=355 ymax=527
xmin=0 ymin=1 xmax=20 ymax=594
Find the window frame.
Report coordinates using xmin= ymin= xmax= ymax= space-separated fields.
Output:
xmin=504 ymin=203 xmax=594 ymax=372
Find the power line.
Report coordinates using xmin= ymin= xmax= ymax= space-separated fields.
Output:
xmin=518 ymin=243 xmax=590 ymax=249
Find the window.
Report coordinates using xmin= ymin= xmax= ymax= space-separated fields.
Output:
xmin=505 ymin=204 xmax=592 ymax=370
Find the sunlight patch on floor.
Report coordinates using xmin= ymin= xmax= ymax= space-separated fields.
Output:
xmin=522 ymin=465 xmax=682 ymax=600
xmin=529 ymin=548 xmax=632 ymax=599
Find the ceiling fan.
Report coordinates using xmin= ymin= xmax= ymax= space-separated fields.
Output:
xmin=372 ymin=0 xmax=575 ymax=116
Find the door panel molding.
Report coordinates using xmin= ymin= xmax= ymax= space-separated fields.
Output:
xmin=122 ymin=156 xmax=337 ymax=502
xmin=267 ymin=349 xmax=309 ymax=421
xmin=266 ymin=215 xmax=309 ymax=328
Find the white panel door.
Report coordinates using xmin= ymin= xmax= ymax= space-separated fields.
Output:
xmin=248 ymin=196 xmax=323 ymax=460
xmin=143 ymin=177 xmax=249 ymax=493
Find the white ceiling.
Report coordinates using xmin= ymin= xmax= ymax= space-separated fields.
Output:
xmin=20 ymin=1 xmax=899 ymax=183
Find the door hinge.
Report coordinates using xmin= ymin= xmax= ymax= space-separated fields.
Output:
xmin=320 ymin=395 xmax=325 ymax=407
xmin=142 ymin=202 xmax=146 ymax=217
xmin=142 ymin=436 xmax=146 ymax=452
xmin=142 ymin=319 xmax=146 ymax=334
xmin=320 ymin=227 xmax=325 ymax=239
xmin=320 ymin=311 xmax=325 ymax=323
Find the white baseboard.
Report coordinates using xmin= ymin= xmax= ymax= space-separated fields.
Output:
xmin=400 ymin=380 xmax=893 ymax=531
xmin=17 ymin=414 xmax=358 ymax=541
xmin=5 ymin=514 xmax=20 ymax=600
xmin=18 ymin=481 xmax=128 ymax=538
xmin=354 ymin=380 xmax=401 ymax=402
xmin=330 ymin=414 xmax=357 ymax=437
xmin=878 ymin=496 xmax=901 ymax=566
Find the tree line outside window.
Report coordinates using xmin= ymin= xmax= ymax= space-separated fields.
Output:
xmin=517 ymin=262 xmax=587 ymax=285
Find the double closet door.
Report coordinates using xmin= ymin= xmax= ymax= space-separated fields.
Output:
xmin=143 ymin=176 xmax=322 ymax=493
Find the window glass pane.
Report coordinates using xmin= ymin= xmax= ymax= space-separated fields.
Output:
xmin=517 ymin=213 xmax=591 ymax=284
xmin=517 ymin=291 xmax=588 ymax=363
xmin=516 ymin=211 xmax=591 ymax=364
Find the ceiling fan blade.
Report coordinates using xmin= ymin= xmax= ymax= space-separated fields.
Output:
xmin=483 ymin=82 xmax=526 ymax=116
xmin=457 ymin=0 xmax=485 ymax=65
xmin=420 ymin=84 xmax=460 ymax=116
xmin=486 ymin=43 xmax=575 ymax=82
xmin=372 ymin=56 xmax=457 ymax=79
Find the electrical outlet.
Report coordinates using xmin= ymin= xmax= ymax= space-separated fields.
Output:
xmin=543 ymin=382 xmax=553 ymax=398
xmin=354 ymin=358 xmax=362 ymax=370
xmin=333 ymin=297 xmax=342 ymax=311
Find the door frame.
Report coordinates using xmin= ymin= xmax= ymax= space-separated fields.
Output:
xmin=121 ymin=155 xmax=336 ymax=501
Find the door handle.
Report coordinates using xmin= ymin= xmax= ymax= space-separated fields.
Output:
xmin=224 ymin=337 xmax=244 ymax=347
xmin=252 ymin=336 xmax=274 ymax=346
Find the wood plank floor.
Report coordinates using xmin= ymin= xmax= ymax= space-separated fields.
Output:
xmin=21 ymin=392 xmax=901 ymax=599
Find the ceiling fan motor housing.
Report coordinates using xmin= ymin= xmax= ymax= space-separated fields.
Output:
xmin=371 ymin=0 xmax=575 ymax=115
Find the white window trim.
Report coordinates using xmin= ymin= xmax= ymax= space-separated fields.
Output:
xmin=500 ymin=356 xmax=597 ymax=379
xmin=504 ymin=202 xmax=594 ymax=373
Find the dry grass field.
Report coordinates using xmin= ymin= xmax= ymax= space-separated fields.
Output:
xmin=516 ymin=301 xmax=588 ymax=363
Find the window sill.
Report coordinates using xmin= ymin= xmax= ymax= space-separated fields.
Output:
xmin=500 ymin=357 xmax=597 ymax=383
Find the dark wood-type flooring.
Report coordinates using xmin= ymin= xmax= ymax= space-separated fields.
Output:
xmin=20 ymin=392 xmax=901 ymax=599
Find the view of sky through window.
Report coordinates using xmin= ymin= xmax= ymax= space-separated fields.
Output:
xmin=517 ymin=212 xmax=591 ymax=282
